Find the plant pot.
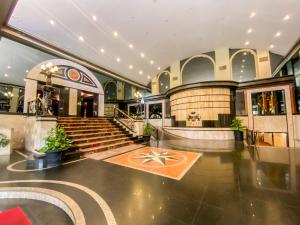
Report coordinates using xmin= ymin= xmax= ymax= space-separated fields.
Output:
xmin=234 ymin=130 xmax=244 ymax=142
xmin=46 ymin=151 xmax=63 ymax=167
xmin=143 ymin=135 xmax=151 ymax=143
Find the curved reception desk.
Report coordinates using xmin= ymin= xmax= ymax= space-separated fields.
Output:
xmin=167 ymin=81 xmax=237 ymax=128
xmin=165 ymin=81 xmax=238 ymax=140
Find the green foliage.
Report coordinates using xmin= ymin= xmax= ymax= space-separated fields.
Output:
xmin=40 ymin=125 xmax=72 ymax=153
xmin=230 ymin=117 xmax=245 ymax=132
xmin=0 ymin=134 xmax=10 ymax=148
xmin=143 ymin=122 xmax=152 ymax=136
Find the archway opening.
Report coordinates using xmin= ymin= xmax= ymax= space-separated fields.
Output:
xmin=158 ymin=72 xmax=170 ymax=94
xmin=231 ymin=50 xmax=256 ymax=82
xmin=182 ymin=57 xmax=215 ymax=84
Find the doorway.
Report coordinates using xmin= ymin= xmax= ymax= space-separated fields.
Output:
xmin=78 ymin=91 xmax=98 ymax=117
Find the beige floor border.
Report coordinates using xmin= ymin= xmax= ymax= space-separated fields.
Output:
xmin=0 ymin=187 xmax=86 ymax=225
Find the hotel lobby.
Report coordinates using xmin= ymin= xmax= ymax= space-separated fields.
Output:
xmin=1 ymin=0 xmax=300 ymax=224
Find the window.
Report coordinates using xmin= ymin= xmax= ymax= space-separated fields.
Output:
xmin=251 ymin=90 xmax=286 ymax=115
xmin=149 ymin=103 xmax=162 ymax=119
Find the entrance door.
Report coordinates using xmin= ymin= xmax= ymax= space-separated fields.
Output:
xmin=78 ymin=91 xmax=98 ymax=117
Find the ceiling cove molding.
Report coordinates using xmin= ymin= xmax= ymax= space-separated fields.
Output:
xmin=272 ymin=37 xmax=300 ymax=77
xmin=0 ymin=26 xmax=150 ymax=91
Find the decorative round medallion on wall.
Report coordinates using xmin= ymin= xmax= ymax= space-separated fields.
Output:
xmin=67 ymin=68 xmax=81 ymax=81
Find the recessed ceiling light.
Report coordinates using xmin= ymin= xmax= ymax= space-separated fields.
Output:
xmin=92 ymin=15 xmax=97 ymax=21
xmin=26 ymin=70 xmax=29 ymax=73
xmin=243 ymin=52 xmax=247 ymax=55
xmin=140 ymin=53 xmax=145 ymax=58
xmin=129 ymin=65 xmax=133 ymax=69
xmin=113 ymin=31 xmax=118 ymax=37
xmin=139 ymin=70 xmax=143 ymax=75
xmin=241 ymin=65 xmax=245 ymax=68
xmin=100 ymin=48 xmax=105 ymax=54
xmin=165 ymin=86 xmax=168 ymax=89
xmin=129 ymin=44 xmax=133 ymax=49
xmin=150 ymin=60 xmax=154 ymax=65
xmin=147 ymin=75 xmax=151 ymax=80
xmin=4 ymin=74 xmax=8 ymax=77
xmin=78 ymin=36 xmax=84 ymax=41
xmin=49 ymin=20 xmax=55 ymax=25
xmin=242 ymin=59 xmax=246 ymax=63
xmin=157 ymin=67 xmax=161 ymax=70
xmin=23 ymin=78 xmax=26 ymax=82
xmin=247 ymin=28 xmax=253 ymax=34
xmin=245 ymin=41 xmax=250 ymax=45
xmin=269 ymin=44 xmax=274 ymax=49
xmin=160 ymin=83 xmax=163 ymax=86
xmin=241 ymin=70 xmax=244 ymax=73
xmin=7 ymin=65 xmax=11 ymax=69
xmin=283 ymin=15 xmax=290 ymax=21
xmin=116 ymin=57 xmax=121 ymax=62
xmin=274 ymin=32 xmax=281 ymax=37
xmin=249 ymin=12 xmax=256 ymax=18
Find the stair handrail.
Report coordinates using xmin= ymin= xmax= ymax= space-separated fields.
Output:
xmin=113 ymin=106 xmax=136 ymax=133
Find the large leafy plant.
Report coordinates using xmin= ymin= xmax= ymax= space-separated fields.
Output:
xmin=230 ymin=118 xmax=245 ymax=132
xmin=0 ymin=134 xmax=10 ymax=148
xmin=40 ymin=125 xmax=72 ymax=153
xmin=143 ymin=122 xmax=152 ymax=136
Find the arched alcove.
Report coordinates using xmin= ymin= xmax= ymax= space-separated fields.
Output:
xmin=230 ymin=49 xmax=258 ymax=82
xmin=24 ymin=58 xmax=104 ymax=116
xmin=158 ymin=71 xmax=171 ymax=94
xmin=104 ymin=81 xmax=117 ymax=100
xmin=181 ymin=55 xmax=216 ymax=84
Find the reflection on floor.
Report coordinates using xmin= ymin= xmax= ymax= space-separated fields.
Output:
xmin=105 ymin=147 xmax=201 ymax=180
xmin=1 ymin=144 xmax=300 ymax=225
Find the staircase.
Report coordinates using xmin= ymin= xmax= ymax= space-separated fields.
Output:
xmin=58 ymin=117 xmax=135 ymax=156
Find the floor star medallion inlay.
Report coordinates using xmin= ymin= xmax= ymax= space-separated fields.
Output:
xmin=105 ymin=147 xmax=202 ymax=180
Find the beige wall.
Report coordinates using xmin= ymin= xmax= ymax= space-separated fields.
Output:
xmin=0 ymin=114 xmax=26 ymax=149
xmin=151 ymin=47 xmax=274 ymax=95
xmin=215 ymin=47 xmax=231 ymax=80
xmin=257 ymin=49 xmax=272 ymax=79
xmin=170 ymin=60 xmax=181 ymax=88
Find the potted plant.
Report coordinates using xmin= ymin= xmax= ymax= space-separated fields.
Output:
xmin=0 ymin=133 xmax=10 ymax=155
xmin=143 ymin=122 xmax=152 ymax=143
xmin=40 ymin=125 xmax=72 ymax=167
xmin=230 ymin=117 xmax=245 ymax=141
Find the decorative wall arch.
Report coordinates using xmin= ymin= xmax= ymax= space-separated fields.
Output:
xmin=24 ymin=59 xmax=105 ymax=116
xmin=26 ymin=59 xmax=104 ymax=95
xmin=229 ymin=49 xmax=259 ymax=80
xmin=180 ymin=54 xmax=216 ymax=84
xmin=104 ymin=81 xmax=117 ymax=100
xmin=157 ymin=71 xmax=171 ymax=94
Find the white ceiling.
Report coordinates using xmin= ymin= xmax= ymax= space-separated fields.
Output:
xmin=8 ymin=0 xmax=300 ymax=85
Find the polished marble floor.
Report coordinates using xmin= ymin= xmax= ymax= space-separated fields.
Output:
xmin=1 ymin=144 xmax=300 ymax=225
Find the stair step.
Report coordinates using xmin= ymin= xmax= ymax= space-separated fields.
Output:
xmin=66 ymin=128 xmax=121 ymax=134
xmin=77 ymin=137 xmax=132 ymax=149
xmin=68 ymin=131 xmax=125 ymax=138
xmin=80 ymin=141 xmax=134 ymax=155
xmin=59 ymin=122 xmax=113 ymax=126
xmin=72 ymin=134 xmax=129 ymax=144
xmin=63 ymin=125 xmax=117 ymax=130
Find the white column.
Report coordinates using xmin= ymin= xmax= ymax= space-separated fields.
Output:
xmin=68 ymin=88 xmax=77 ymax=116
xmin=98 ymin=94 xmax=104 ymax=116
xmin=9 ymin=87 xmax=20 ymax=113
xmin=23 ymin=79 xmax=38 ymax=113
